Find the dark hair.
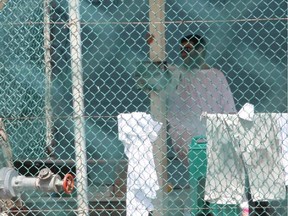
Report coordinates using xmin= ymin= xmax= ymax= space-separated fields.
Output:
xmin=180 ymin=34 xmax=206 ymax=51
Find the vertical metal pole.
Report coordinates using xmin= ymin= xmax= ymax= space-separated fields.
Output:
xmin=68 ymin=0 xmax=89 ymax=215
xmin=43 ymin=0 xmax=53 ymax=158
xmin=149 ymin=0 xmax=168 ymax=215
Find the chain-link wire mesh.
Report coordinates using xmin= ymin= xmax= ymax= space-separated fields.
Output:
xmin=0 ymin=0 xmax=287 ymax=215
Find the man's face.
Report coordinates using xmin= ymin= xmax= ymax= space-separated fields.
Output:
xmin=180 ymin=41 xmax=201 ymax=65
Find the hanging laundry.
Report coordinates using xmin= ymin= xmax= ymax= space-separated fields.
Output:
xmin=118 ymin=112 xmax=162 ymax=216
xmin=203 ymin=104 xmax=286 ymax=204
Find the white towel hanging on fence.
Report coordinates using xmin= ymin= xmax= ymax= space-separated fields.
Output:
xmin=204 ymin=106 xmax=286 ymax=204
xmin=118 ymin=112 xmax=161 ymax=216
xmin=277 ymin=113 xmax=288 ymax=185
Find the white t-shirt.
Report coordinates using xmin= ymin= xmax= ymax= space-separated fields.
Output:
xmin=167 ymin=66 xmax=236 ymax=161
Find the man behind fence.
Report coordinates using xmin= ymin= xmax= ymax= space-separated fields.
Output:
xmin=137 ymin=34 xmax=236 ymax=167
xmin=167 ymin=34 xmax=236 ymax=166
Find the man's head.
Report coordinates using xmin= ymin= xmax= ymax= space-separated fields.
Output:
xmin=180 ymin=34 xmax=206 ymax=68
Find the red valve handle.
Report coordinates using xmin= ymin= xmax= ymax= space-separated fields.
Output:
xmin=62 ymin=174 xmax=74 ymax=194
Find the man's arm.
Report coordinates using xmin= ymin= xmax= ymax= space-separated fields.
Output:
xmin=218 ymin=70 xmax=237 ymax=113
xmin=134 ymin=61 xmax=172 ymax=93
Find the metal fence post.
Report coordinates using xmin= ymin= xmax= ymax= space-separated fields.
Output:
xmin=68 ymin=0 xmax=89 ymax=215
xmin=149 ymin=0 xmax=168 ymax=215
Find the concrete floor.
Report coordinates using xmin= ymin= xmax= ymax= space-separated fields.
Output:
xmin=18 ymin=183 xmax=287 ymax=216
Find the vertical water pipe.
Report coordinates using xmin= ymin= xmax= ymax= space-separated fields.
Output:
xmin=43 ymin=0 xmax=53 ymax=158
xmin=68 ymin=0 xmax=89 ymax=215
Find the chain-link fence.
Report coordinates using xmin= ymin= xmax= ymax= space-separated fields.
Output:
xmin=0 ymin=0 xmax=287 ymax=215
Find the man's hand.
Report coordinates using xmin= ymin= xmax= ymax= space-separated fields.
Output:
xmin=146 ymin=33 xmax=155 ymax=45
xmin=0 ymin=0 xmax=8 ymax=11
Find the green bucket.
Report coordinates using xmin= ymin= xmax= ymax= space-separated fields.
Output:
xmin=189 ymin=136 xmax=240 ymax=215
